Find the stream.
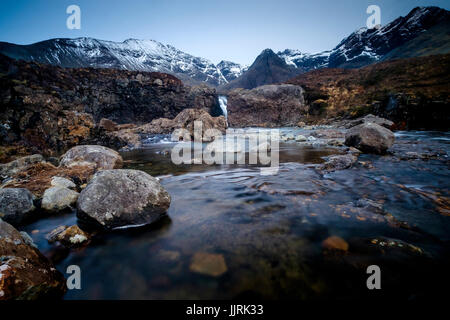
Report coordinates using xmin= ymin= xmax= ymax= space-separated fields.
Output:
xmin=22 ymin=129 xmax=450 ymax=300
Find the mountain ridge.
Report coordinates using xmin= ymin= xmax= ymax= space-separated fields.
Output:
xmin=0 ymin=6 xmax=448 ymax=89
xmin=0 ymin=37 xmax=246 ymax=87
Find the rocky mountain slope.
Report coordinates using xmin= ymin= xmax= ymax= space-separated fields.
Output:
xmin=219 ymin=49 xmax=300 ymax=91
xmin=223 ymin=6 xmax=450 ymax=90
xmin=0 ymin=54 xmax=221 ymax=156
xmin=285 ymin=53 xmax=450 ymax=130
xmin=0 ymin=38 xmax=246 ymax=87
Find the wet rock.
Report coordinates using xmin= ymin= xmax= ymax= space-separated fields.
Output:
xmin=295 ymin=135 xmax=307 ymax=142
xmin=322 ymin=236 xmax=349 ymax=252
xmin=368 ymin=237 xmax=424 ymax=255
xmin=297 ymin=121 xmax=306 ymax=127
xmin=189 ymin=252 xmax=228 ymax=277
xmin=47 ymin=225 xmax=89 ymax=248
xmin=41 ymin=186 xmax=79 ymax=212
xmin=311 ymin=129 xmax=345 ymax=139
xmin=318 ymin=154 xmax=358 ymax=172
xmin=0 ymin=219 xmax=66 ymax=300
xmin=171 ymin=108 xmax=227 ymax=142
xmin=0 ymin=154 xmax=44 ymax=180
xmin=345 ymin=123 xmax=395 ymax=154
xmin=347 ymin=147 xmax=362 ymax=155
xmin=283 ymin=133 xmax=295 ymax=141
xmin=97 ymin=109 xmax=227 ymax=148
xmin=327 ymin=139 xmax=344 ymax=146
xmin=0 ymin=188 xmax=35 ymax=226
xmin=77 ymin=169 xmax=171 ymax=229
xmin=50 ymin=176 xmax=76 ymax=189
xmin=356 ymin=198 xmax=384 ymax=211
xmin=59 ymin=145 xmax=123 ymax=171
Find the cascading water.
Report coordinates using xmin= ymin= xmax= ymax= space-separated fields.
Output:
xmin=218 ymin=95 xmax=228 ymax=120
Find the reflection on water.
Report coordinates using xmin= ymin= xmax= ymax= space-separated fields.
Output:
xmin=23 ymin=130 xmax=450 ymax=300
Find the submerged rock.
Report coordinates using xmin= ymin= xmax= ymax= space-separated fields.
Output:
xmin=0 ymin=219 xmax=66 ymax=300
xmin=345 ymin=123 xmax=395 ymax=154
xmin=322 ymin=236 xmax=349 ymax=252
xmin=0 ymin=188 xmax=35 ymax=226
xmin=318 ymin=154 xmax=358 ymax=172
xmin=47 ymin=225 xmax=89 ymax=248
xmin=77 ymin=169 xmax=171 ymax=229
xmin=41 ymin=186 xmax=79 ymax=212
xmin=59 ymin=145 xmax=123 ymax=171
xmin=189 ymin=252 xmax=228 ymax=277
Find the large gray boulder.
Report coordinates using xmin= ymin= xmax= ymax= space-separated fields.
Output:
xmin=345 ymin=123 xmax=395 ymax=154
xmin=0 ymin=219 xmax=66 ymax=300
xmin=59 ymin=145 xmax=123 ymax=171
xmin=0 ymin=188 xmax=35 ymax=226
xmin=77 ymin=169 xmax=171 ymax=229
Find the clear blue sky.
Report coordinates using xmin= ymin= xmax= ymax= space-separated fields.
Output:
xmin=0 ymin=0 xmax=449 ymax=65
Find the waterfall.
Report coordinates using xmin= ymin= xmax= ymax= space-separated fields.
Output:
xmin=218 ymin=95 xmax=228 ymax=119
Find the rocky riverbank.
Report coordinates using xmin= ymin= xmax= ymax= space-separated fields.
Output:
xmin=0 ymin=53 xmax=222 ymax=157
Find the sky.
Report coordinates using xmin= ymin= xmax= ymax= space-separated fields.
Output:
xmin=0 ymin=0 xmax=449 ymax=65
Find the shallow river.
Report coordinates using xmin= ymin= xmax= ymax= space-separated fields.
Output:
xmin=23 ymin=129 xmax=450 ymax=300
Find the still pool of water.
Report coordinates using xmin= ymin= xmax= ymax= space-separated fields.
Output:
xmin=22 ymin=130 xmax=450 ymax=300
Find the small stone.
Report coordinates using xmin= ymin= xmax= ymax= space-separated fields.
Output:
xmin=295 ymin=135 xmax=307 ymax=142
xmin=189 ymin=252 xmax=228 ymax=277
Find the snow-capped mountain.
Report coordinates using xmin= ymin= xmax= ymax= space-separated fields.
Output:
xmin=277 ymin=49 xmax=331 ymax=72
xmin=216 ymin=60 xmax=248 ymax=82
xmin=278 ymin=6 xmax=450 ymax=70
xmin=0 ymin=37 xmax=245 ymax=86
